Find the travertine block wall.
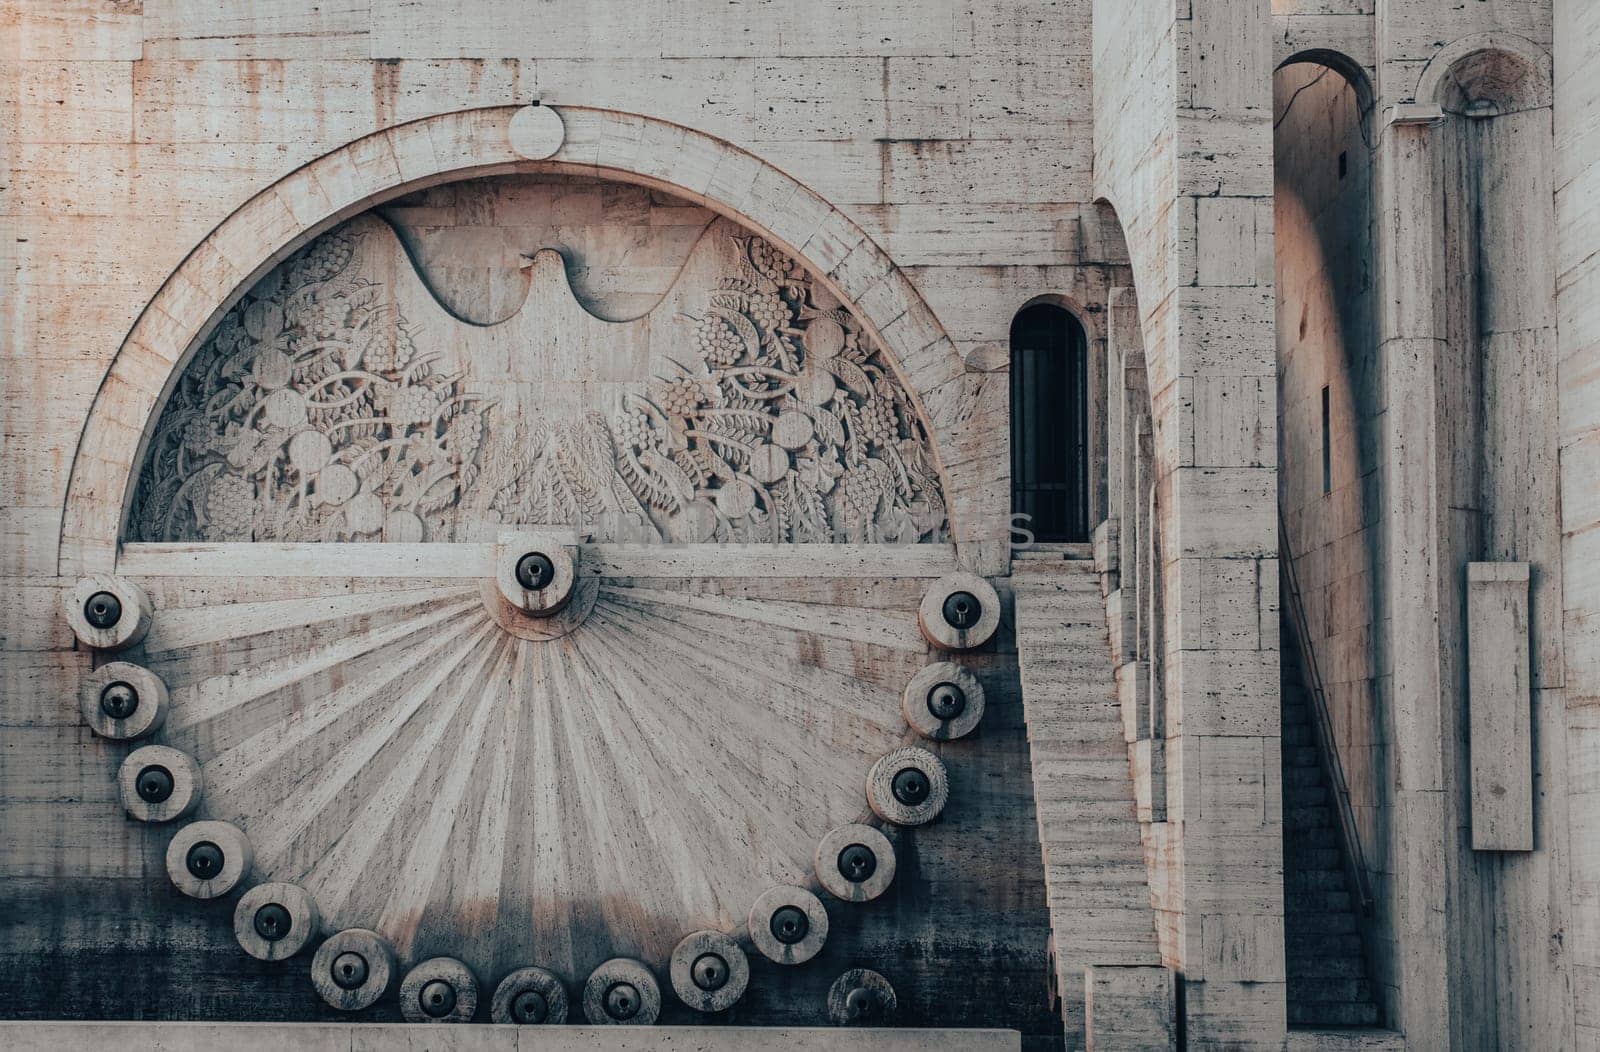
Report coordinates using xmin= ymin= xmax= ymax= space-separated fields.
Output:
xmin=0 ymin=0 xmax=1136 ymax=1042
xmin=1093 ymin=1 xmax=1285 ymax=1047
xmin=1275 ymin=1 xmax=1588 ymax=1048
xmin=6 ymin=0 xmax=1593 ymax=1047
xmin=1553 ymin=3 xmax=1600 ymax=1050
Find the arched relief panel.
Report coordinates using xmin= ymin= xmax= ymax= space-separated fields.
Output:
xmin=51 ymin=107 xmax=1063 ymax=1037
xmin=127 ymin=197 xmax=948 ymax=547
xmin=59 ymin=106 xmax=993 ymax=576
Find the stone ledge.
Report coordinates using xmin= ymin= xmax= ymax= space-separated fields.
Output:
xmin=0 ymin=1023 xmax=1021 ymax=1051
xmin=1286 ymin=1028 xmax=1405 ymax=1051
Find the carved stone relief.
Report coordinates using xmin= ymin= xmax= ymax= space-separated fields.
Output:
xmin=130 ymin=185 xmax=948 ymax=546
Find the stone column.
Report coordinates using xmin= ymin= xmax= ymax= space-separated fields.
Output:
xmin=1111 ymin=286 xmax=1143 ymax=667
xmin=1374 ymin=100 xmax=1452 ymax=1046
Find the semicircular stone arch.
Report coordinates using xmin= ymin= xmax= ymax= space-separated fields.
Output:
xmin=1415 ymin=32 xmax=1552 ymax=112
xmin=60 ymin=106 xmax=991 ymax=575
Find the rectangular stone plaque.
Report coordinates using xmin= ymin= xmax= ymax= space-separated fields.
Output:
xmin=1467 ymin=561 xmax=1533 ymax=852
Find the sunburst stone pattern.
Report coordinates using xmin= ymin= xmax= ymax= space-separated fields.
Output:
xmin=130 ymin=565 xmax=942 ymax=982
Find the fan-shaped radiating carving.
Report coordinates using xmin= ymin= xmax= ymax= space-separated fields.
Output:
xmin=129 ymin=548 xmax=946 ymax=981
xmin=130 ymin=208 xmax=947 ymax=545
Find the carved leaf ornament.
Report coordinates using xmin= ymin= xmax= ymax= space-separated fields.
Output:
xmin=131 ymin=220 xmax=947 ymax=546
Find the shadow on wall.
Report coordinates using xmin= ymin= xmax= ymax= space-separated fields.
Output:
xmin=1272 ymin=54 xmax=1390 ymax=1020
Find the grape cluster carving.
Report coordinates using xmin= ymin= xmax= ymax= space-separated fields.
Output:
xmin=132 ymin=229 xmax=489 ymax=543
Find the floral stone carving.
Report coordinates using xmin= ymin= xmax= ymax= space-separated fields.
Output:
xmin=130 ymin=211 xmax=947 ymax=545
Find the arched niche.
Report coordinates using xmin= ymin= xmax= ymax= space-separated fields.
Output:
xmin=60 ymin=106 xmax=993 ymax=575
xmin=1276 ymin=48 xmax=1376 ymax=118
xmin=1416 ymin=33 xmax=1552 ymax=115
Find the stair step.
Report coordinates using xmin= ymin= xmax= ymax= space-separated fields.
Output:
xmin=1024 ymin=714 xmax=1124 ymax=740
xmin=1286 ymin=911 xmax=1358 ymax=936
xmin=1285 ymin=784 xmax=1329 ymax=807
xmin=1034 ymin=799 xmax=1140 ymax=823
xmin=1283 ymin=766 xmax=1324 ymax=787
xmin=1043 ymin=862 xmax=1153 ymax=886
xmin=1286 ymin=868 xmax=1347 ymax=892
xmin=1015 ymin=585 xmax=1100 ymax=601
xmin=1286 ymin=826 xmax=1338 ymax=849
xmin=1282 ymin=723 xmax=1316 ymax=746
xmin=1286 ymin=746 xmax=1320 ymax=768
xmin=1283 ymin=847 xmax=1344 ymax=870
xmin=1015 ymin=616 xmax=1104 ymax=633
xmin=1033 ymin=758 xmax=1137 ymax=781
xmin=1288 ymin=1001 xmax=1382 ymax=1028
xmin=1015 ymin=656 xmax=1113 ymax=677
xmin=1014 ymin=549 xmax=1097 ymax=563
xmin=1288 ymin=955 xmax=1367 ymax=979
xmin=1038 ymin=817 xmax=1156 ymax=840
xmin=1289 ymin=978 xmax=1375 ymax=1005
xmin=1019 ymin=677 xmax=1118 ymax=696
xmin=1287 ymin=890 xmax=1353 ymax=913
xmin=1045 ymin=884 xmax=1156 ymax=910
xmin=1019 ymin=737 xmax=1129 ymax=758
xmin=1281 ymin=706 xmax=1312 ymax=728
xmin=1029 ymin=757 xmax=1134 ymax=782
xmin=1286 ymin=805 xmax=1334 ymax=828
xmin=1284 ymin=1027 xmax=1403 ymax=1051
xmin=1287 ymin=933 xmax=1362 ymax=956
xmin=1027 ymin=732 xmax=1127 ymax=752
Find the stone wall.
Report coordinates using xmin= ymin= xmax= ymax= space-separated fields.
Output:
xmin=0 ymin=0 xmax=1123 ymax=1043
xmin=4 ymin=0 xmax=1595 ymax=1047
xmin=1273 ymin=1 xmax=1584 ymax=1047
xmin=1093 ymin=1 xmax=1286 ymax=1047
xmin=1553 ymin=2 xmax=1600 ymax=1049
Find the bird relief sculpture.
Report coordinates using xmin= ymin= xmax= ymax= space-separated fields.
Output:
xmin=130 ymin=213 xmax=948 ymax=546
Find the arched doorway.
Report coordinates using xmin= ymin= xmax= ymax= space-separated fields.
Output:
xmin=1010 ymin=302 xmax=1089 ymax=542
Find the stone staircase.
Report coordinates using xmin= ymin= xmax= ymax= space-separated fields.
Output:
xmin=1281 ymin=622 xmax=1382 ymax=1029
xmin=1013 ymin=558 xmax=1162 ymax=1038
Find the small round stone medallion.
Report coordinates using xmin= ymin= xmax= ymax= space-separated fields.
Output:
xmin=866 ymin=746 xmax=950 ymax=826
xmin=399 ymin=956 xmax=477 ymax=1023
xmin=748 ymin=885 xmax=829 ymax=965
xmin=815 ymin=823 xmax=897 ymax=902
xmin=670 ymin=929 xmax=749 ymax=1013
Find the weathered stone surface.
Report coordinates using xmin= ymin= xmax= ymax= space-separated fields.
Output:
xmin=2 ymin=1 xmax=1593 ymax=1049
